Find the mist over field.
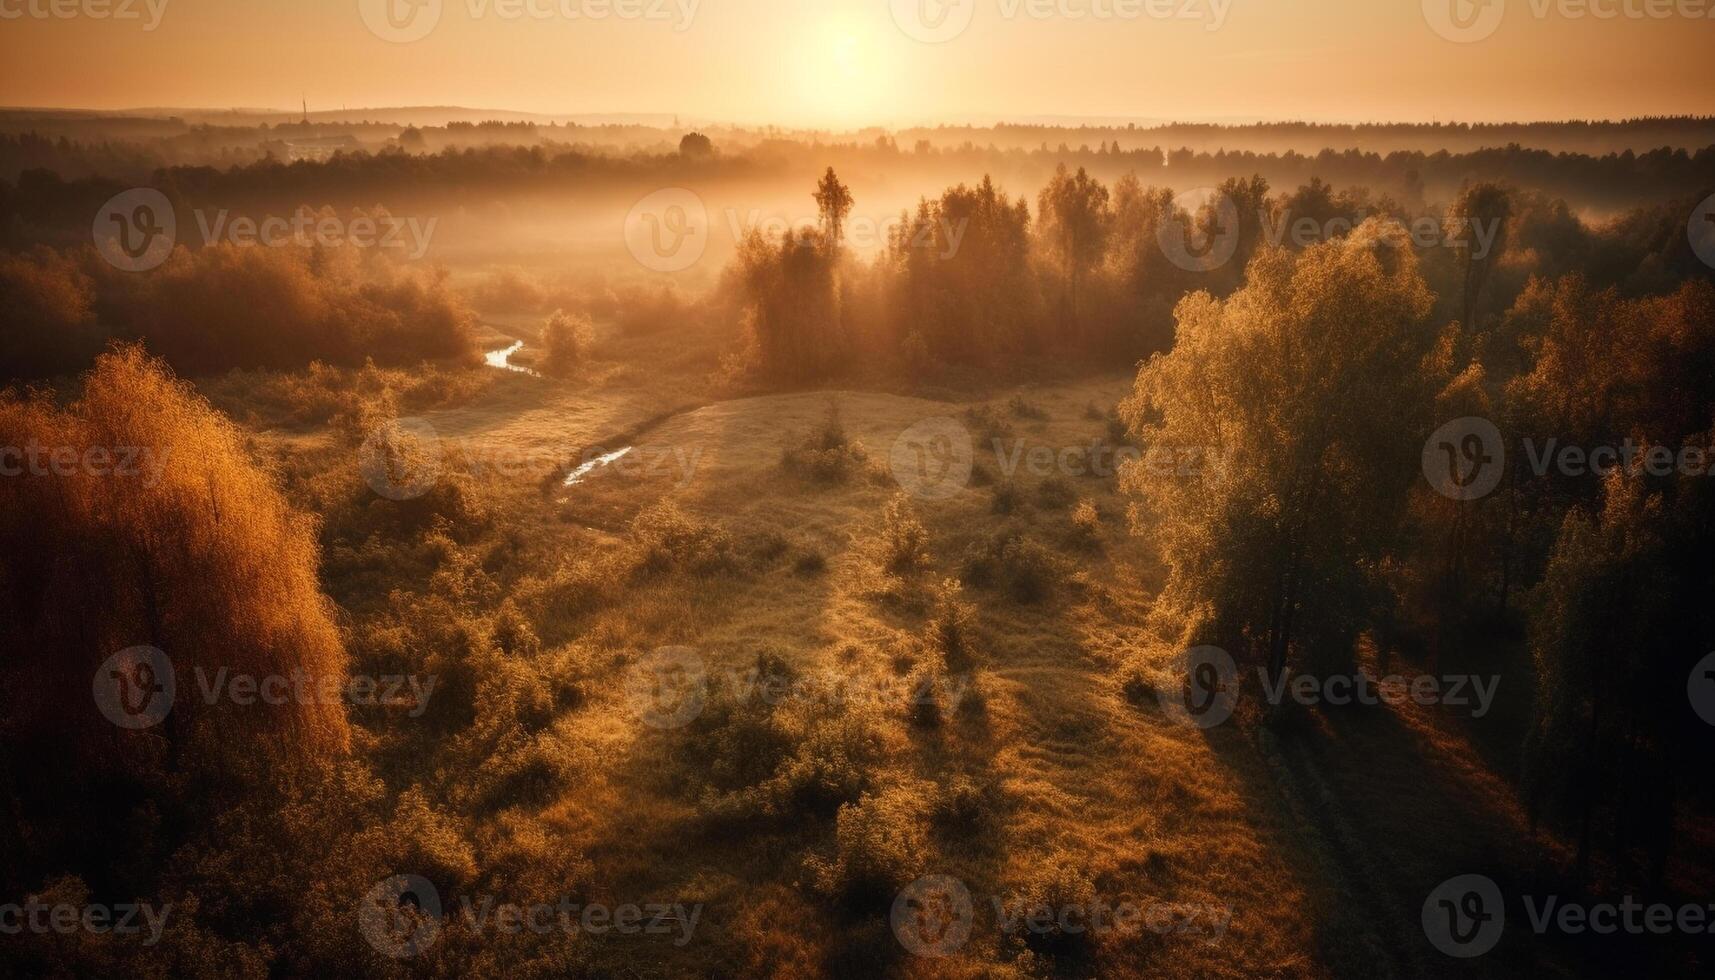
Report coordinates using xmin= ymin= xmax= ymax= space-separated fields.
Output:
xmin=3 ymin=2 xmax=1715 ymax=978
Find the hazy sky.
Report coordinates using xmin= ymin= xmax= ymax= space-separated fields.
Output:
xmin=2 ymin=0 xmax=1712 ymax=126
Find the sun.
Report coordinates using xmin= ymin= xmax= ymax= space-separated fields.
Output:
xmin=790 ymin=20 xmax=897 ymax=128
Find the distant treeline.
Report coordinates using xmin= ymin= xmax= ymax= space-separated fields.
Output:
xmin=5 ymin=139 xmax=1715 ymax=252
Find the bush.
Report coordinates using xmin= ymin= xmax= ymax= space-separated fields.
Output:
xmin=782 ymin=400 xmax=871 ymax=484
xmin=924 ymin=578 xmax=979 ymax=670
xmin=811 ymin=782 xmax=932 ymax=906
xmin=540 ymin=308 xmax=592 ymax=377
xmin=628 ymin=499 xmax=735 ymax=575
xmin=961 ymin=529 xmax=1061 ymax=603
xmin=879 ymin=493 xmax=931 ymax=574
xmin=1009 ymin=393 xmax=1049 ymax=420
xmin=991 ymin=480 xmax=1026 ymax=515
xmin=1068 ymin=500 xmax=1102 ymax=549
xmin=1036 ymin=475 xmax=1076 ymax=509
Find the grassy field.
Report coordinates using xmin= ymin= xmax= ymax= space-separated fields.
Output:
xmin=182 ymin=301 xmax=1704 ymax=979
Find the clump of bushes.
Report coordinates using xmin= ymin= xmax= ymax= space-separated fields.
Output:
xmin=809 ymin=782 xmax=932 ymax=907
xmin=963 ymin=403 xmax=1013 ymax=444
xmin=3 ymin=243 xmax=479 ymax=380
xmin=628 ymin=499 xmax=735 ymax=575
xmin=961 ymin=529 xmax=1062 ymax=603
xmin=1009 ymin=393 xmax=1049 ymax=420
xmin=1068 ymin=500 xmax=1102 ymax=549
xmin=879 ymin=493 xmax=932 ymax=575
xmin=540 ymin=308 xmax=593 ymax=377
xmin=1001 ymin=855 xmax=1100 ymax=957
xmin=924 ymin=577 xmax=979 ymax=670
xmin=782 ymin=401 xmax=872 ymax=484
xmin=1036 ymin=475 xmax=1076 ymax=510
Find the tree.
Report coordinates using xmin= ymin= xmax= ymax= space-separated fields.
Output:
xmin=0 ymin=345 xmax=351 ymax=773
xmin=1120 ymin=220 xmax=1438 ymax=686
xmin=1036 ymin=164 xmax=1110 ymax=337
xmin=678 ymin=131 xmax=714 ymax=157
xmin=1447 ymin=182 xmax=1513 ymax=334
xmin=814 ymin=167 xmax=854 ymax=253
xmin=540 ymin=308 xmax=592 ymax=377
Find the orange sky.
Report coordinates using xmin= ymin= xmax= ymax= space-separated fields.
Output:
xmin=1 ymin=0 xmax=1712 ymax=126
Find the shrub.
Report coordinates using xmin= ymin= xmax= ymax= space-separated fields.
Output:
xmin=991 ymin=480 xmax=1026 ymax=515
xmin=628 ymin=499 xmax=735 ymax=575
xmin=811 ymin=782 xmax=932 ymax=906
xmin=961 ymin=529 xmax=1061 ymax=603
xmin=782 ymin=400 xmax=871 ymax=484
xmin=540 ymin=309 xmax=593 ymax=377
xmin=1002 ymin=855 xmax=1099 ymax=956
xmin=962 ymin=403 xmax=1013 ymax=443
xmin=879 ymin=493 xmax=932 ymax=574
xmin=924 ymin=577 xmax=979 ymax=670
xmin=1009 ymin=393 xmax=1049 ymax=420
xmin=1069 ymin=500 xmax=1102 ymax=549
xmin=1036 ymin=475 xmax=1076 ymax=509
